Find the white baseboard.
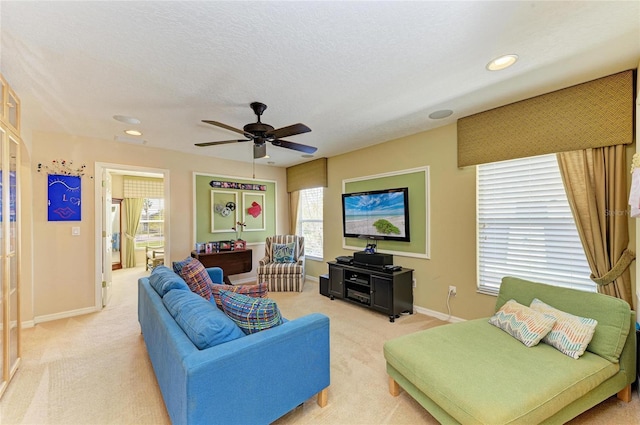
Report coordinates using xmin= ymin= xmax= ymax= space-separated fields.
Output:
xmin=21 ymin=320 xmax=36 ymax=329
xmin=34 ymin=306 xmax=99 ymax=325
xmin=413 ymin=305 xmax=465 ymax=323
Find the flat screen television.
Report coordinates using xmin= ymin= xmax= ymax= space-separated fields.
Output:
xmin=342 ymin=187 xmax=410 ymax=242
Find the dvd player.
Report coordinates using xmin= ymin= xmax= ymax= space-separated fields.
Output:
xmin=336 ymin=256 xmax=353 ymax=265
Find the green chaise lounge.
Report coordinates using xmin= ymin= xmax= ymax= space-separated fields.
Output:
xmin=384 ymin=276 xmax=636 ymax=424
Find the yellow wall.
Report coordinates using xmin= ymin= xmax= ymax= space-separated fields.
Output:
xmin=24 ymin=120 xmax=637 ymax=322
xmin=323 ymin=123 xmax=637 ymax=320
xmin=28 ymin=131 xmax=287 ymax=321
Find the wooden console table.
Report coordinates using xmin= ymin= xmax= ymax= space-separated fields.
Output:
xmin=191 ymin=249 xmax=253 ymax=285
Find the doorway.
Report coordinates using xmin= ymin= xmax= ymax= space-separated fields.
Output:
xmin=94 ymin=163 xmax=170 ymax=310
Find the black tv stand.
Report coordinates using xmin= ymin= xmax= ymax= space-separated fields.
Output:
xmin=325 ymin=261 xmax=413 ymax=322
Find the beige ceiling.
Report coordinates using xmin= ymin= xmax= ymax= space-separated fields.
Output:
xmin=1 ymin=1 xmax=639 ymax=167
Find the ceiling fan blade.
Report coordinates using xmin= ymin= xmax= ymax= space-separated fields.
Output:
xmin=271 ymin=139 xmax=317 ymax=154
xmin=195 ymin=139 xmax=250 ymax=147
xmin=266 ymin=123 xmax=311 ymax=139
xmin=202 ymin=120 xmax=254 ymax=138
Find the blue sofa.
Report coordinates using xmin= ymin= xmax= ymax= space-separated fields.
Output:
xmin=138 ymin=266 xmax=330 ymax=425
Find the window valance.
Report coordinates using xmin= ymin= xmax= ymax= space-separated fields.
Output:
xmin=286 ymin=157 xmax=327 ymax=193
xmin=124 ymin=176 xmax=164 ymax=198
xmin=457 ymin=69 xmax=634 ymax=167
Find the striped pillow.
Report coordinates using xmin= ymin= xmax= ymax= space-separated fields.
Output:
xmin=219 ymin=290 xmax=283 ymax=335
xmin=530 ymin=298 xmax=598 ymax=359
xmin=488 ymin=299 xmax=556 ymax=347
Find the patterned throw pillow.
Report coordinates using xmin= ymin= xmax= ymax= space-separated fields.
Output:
xmin=488 ymin=299 xmax=556 ymax=347
xmin=530 ymin=298 xmax=598 ymax=359
xmin=172 ymin=256 xmax=194 ymax=274
xmin=273 ymin=242 xmax=295 ymax=263
xmin=219 ymin=290 xmax=283 ymax=335
xmin=177 ymin=258 xmax=213 ymax=300
xmin=210 ymin=282 xmax=268 ymax=309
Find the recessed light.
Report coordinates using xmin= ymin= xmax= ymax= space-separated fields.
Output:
xmin=429 ymin=110 xmax=453 ymax=120
xmin=486 ymin=54 xmax=518 ymax=71
xmin=113 ymin=115 xmax=141 ymax=125
xmin=125 ymin=129 xmax=143 ymax=136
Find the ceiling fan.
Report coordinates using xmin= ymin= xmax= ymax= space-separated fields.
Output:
xmin=196 ymin=102 xmax=316 ymax=159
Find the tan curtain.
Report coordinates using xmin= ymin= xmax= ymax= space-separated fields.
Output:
xmin=557 ymin=146 xmax=634 ymax=305
xmin=289 ymin=190 xmax=300 ymax=234
xmin=124 ymin=198 xmax=144 ymax=268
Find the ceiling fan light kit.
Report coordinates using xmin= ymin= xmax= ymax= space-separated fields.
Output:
xmin=196 ymin=102 xmax=317 ymax=160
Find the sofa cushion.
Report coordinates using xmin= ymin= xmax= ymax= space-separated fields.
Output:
xmin=384 ymin=319 xmax=618 ymax=425
xmin=498 ymin=276 xmax=631 ymax=362
xmin=258 ymin=262 xmax=304 ymax=275
xmin=219 ymin=290 xmax=283 ymax=335
xmin=210 ymin=282 xmax=268 ymax=309
xmin=273 ymin=242 xmax=295 ymax=263
xmin=177 ymin=259 xmax=213 ymax=300
xmin=488 ymin=299 xmax=556 ymax=347
xmin=149 ymin=265 xmax=190 ymax=297
xmin=162 ymin=288 xmax=245 ymax=349
xmin=530 ymin=298 xmax=598 ymax=359
xmin=172 ymin=256 xmax=194 ymax=274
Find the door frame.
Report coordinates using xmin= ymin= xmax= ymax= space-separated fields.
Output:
xmin=94 ymin=162 xmax=170 ymax=310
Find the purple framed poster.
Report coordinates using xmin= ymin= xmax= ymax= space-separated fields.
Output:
xmin=48 ymin=174 xmax=82 ymax=221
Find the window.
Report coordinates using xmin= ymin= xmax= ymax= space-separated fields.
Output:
xmin=136 ymin=198 xmax=164 ymax=248
xmin=298 ymin=188 xmax=323 ymax=259
xmin=477 ymin=154 xmax=593 ymax=295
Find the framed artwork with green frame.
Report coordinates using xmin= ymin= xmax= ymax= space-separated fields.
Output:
xmin=342 ymin=166 xmax=430 ymax=259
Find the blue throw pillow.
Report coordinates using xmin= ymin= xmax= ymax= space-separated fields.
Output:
xmin=219 ymin=290 xmax=284 ymax=335
xmin=162 ymin=289 xmax=245 ymax=349
xmin=272 ymin=242 xmax=295 ymax=263
xmin=149 ymin=266 xmax=189 ymax=297
xmin=172 ymin=256 xmax=194 ymax=274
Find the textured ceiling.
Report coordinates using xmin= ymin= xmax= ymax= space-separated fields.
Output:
xmin=1 ymin=1 xmax=639 ymax=167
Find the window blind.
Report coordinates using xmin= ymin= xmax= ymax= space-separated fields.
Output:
xmin=477 ymin=154 xmax=594 ymax=294
xmin=298 ymin=187 xmax=323 ymax=258
xmin=124 ymin=176 xmax=164 ymax=198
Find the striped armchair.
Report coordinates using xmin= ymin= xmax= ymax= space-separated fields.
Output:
xmin=257 ymin=235 xmax=305 ymax=292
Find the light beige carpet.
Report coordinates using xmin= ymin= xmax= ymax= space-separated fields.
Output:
xmin=1 ymin=267 xmax=638 ymax=424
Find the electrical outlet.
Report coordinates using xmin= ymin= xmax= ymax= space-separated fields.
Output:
xmin=448 ymin=285 xmax=457 ymax=296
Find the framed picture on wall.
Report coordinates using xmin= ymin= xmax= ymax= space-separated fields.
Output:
xmin=48 ymin=174 xmax=82 ymax=221
xmin=211 ymin=190 xmax=238 ymax=233
xmin=243 ymin=192 xmax=265 ymax=231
